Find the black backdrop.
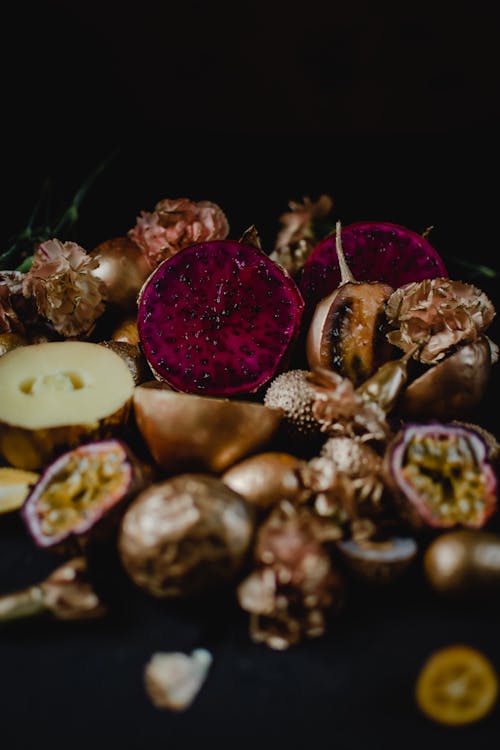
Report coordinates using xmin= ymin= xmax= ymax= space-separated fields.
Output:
xmin=2 ymin=3 xmax=500 ymax=749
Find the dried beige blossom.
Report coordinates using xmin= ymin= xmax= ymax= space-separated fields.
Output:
xmin=0 ymin=557 xmax=106 ymax=623
xmin=0 ymin=272 xmax=26 ymax=334
xmin=22 ymin=240 xmax=106 ymax=337
xmin=129 ymin=198 xmax=229 ymax=267
xmin=270 ymin=195 xmax=334 ymax=275
xmin=301 ymin=438 xmax=385 ymax=527
xmin=144 ymin=649 xmax=212 ymax=711
xmin=237 ymin=502 xmax=343 ymax=650
xmin=310 ymin=368 xmax=390 ymax=445
xmin=40 ymin=557 xmax=107 ymax=620
xmin=386 ymin=278 xmax=496 ymax=365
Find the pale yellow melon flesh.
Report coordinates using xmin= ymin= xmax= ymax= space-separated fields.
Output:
xmin=0 ymin=342 xmax=134 ymax=469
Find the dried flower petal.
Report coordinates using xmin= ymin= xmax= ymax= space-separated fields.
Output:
xmin=0 ymin=557 xmax=106 ymax=623
xmin=129 ymin=198 xmax=229 ymax=267
xmin=0 ymin=272 xmax=27 ymax=334
xmin=270 ymin=195 xmax=334 ymax=275
xmin=22 ymin=240 xmax=106 ymax=337
xmin=386 ymin=278 xmax=496 ymax=364
xmin=144 ymin=649 xmax=212 ymax=711
xmin=310 ymin=368 xmax=390 ymax=445
xmin=300 ymin=438 xmax=386 ymax=533
xmin=237 ymin=501 xmax=343 ymax=650
xmin=40 ymin=557 xmax=107 ymax=620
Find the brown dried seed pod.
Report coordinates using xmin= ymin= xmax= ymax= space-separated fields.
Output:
xmin=263 ymin=369 xmax=320 ymax=439
xmin=133 ymin=382 xmax=282 ymax=474
xmin=118 ymin=474 xmax=255 ymax=597
xmin=222 ymin=452 xmax=307 ymax=510
xmin=399 ymin=339 xmax=492 ymax=421
xmin=306 ymin=223 xmax=394 ymax=386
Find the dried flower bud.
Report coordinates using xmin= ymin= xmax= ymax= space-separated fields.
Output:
xmin=300 ymin=438 xmax=385 ymax=533
xmin=129 ymin=198 xmax=229 ymax=267
xmin=144 ymin=649 xmax=212 ymax=711
xmin=237 ymin=502 xmax=343 ymax=650
xmin=22 ymin=239 xmax=106 ymax=337
xmin=0 ymin=557 xmax=106 ymax=623
xmin=386 ymin=278 xmax=496 ymax=365
xmin=310 ymin=368 xmax=390 ymax=445
xmin=270 ymin=195 xmax=334 ymax=275
xmin=40 ymin=557 xmax=107 ymax=620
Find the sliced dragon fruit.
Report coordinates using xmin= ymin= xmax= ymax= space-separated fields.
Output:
xmin=137 ymin=240 xmax=304 ymax=396
xmin=300 ymin=221 xmax=448 ymax=310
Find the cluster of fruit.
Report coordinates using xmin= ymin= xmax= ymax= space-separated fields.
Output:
xmin=0 ymin=198 xmax=498 ymax=716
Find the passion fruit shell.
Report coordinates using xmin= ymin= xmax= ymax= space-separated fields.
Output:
xmin=22 ymin=439 xmax=144 ymax=550
xmin=385 ymin=423 xmax=497 ymax=530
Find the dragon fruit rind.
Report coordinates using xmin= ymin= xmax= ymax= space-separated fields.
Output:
xmin=137 ymin=241 xmax=305 ymax=396
xmin=301 ymin=221 xmax=448 ymax=311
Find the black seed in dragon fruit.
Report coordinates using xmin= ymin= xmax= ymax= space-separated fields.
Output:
xmin=137 ymin=241 xmax=305 ymax=396
xmin=300 ymin=221 xmax=448 ymax=311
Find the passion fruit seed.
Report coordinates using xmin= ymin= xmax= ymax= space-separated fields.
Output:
xmin=403 ymin=434 xmax=486 ymax=525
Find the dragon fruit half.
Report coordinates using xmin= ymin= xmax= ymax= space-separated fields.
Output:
xmin=300 ymin=221 xmax=448 ymax=311
xmin=137 ymin=240 xmax=304 ymax=396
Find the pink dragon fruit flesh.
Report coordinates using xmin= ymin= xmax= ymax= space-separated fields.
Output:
xmin=300 ymin=221 xmax=448 ymax=311
xmin=137 ymin=240 xmax=305 ymax=396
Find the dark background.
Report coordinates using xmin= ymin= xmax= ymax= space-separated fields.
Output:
xmin=2 ymin=3 xmax=500 ymax=749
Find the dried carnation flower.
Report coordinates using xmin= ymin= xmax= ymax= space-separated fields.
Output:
xmin=22 ymin=239 xmax=106 ymax=337
xmin=237 ymin=501 xmax=343 ymax=650
xmin=310 ymin=368 xmax=390 ymax=445
xmin=270 ymin=195 xmax=334 ymax=275
xmin=386 ymin=278 xmax=496 ymax=365
xmin=0 ymin=271 xmax=27 ymax=334
xmin=129 ymin=198 xmax=229 ymax=267
xmin=144 ymin=649 xmax=212 ymax=711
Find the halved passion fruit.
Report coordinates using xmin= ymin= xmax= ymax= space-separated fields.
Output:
xmin=22 ymin=439 xmax=144 ymax=549
xmin=386 ymin=423 xmax=497 ymax=529
xmin=0 ymin=342 xmax=134 ymax=469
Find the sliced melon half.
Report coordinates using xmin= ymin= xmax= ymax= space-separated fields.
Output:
xmin=0 ymin=342 xmax=134 ymax=469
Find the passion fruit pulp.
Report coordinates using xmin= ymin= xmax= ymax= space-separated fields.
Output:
xmin=22 ymin=440 xmax=144 ymax=549
xmin=386 ymin=424 xmax=497 ymax=529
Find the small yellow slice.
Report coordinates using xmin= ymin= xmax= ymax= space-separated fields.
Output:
xmin=0 ymin=467 xmax=39 ymax=514
xmin=416 ymin=645 xmax=498 ymax=726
